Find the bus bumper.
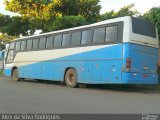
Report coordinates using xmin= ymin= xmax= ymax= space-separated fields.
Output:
xmin=122 ymin=72 xmax=158 ymax=84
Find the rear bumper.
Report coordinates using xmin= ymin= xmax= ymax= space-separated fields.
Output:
xmin=122 ymin=72 xmax=158 ymax=84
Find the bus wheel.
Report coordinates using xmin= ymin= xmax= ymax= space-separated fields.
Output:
xmin=13 ymin=69 xmax=20 ymax=81
xmin=65 ymin=69 xmax=78 ymax=88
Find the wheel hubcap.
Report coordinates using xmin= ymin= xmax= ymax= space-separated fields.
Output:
xmin=68 ymin=73 xmax=75 ymax=84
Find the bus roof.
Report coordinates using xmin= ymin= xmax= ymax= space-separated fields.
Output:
xmin=13 ymin=16 xmax=131 ymax=41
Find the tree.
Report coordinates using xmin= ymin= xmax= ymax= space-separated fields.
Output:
xmin=0 ymin=14 xmax=30 ymax=36
xmin=115 ymin=3 xmax=139 ymax=17
xmin=5 ymin=0 xmax=101 ymax=24
xmin=0 ymin=34 xmax=17 ymax=50
xmin=100 ymin=3 xmax=139 ymax=21
xmin=141 ymin=7 xmax=160 ymax=40
xmin=100 ymin=10 xmax=115 ymax=20
xmin=51 ymin=16 xmax=88 ymax=31
xmin=54 ymin=0 xmax=101 ymax=23
xmin=4 ymin=0 xmax=55 ymax=20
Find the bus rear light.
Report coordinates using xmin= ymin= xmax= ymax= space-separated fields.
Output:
xmin=142 ymin=74 xmax=148 ymax=78
xmin=126 ymin=58 xmax=131 ymax=69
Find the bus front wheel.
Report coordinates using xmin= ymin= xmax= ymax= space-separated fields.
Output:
xmin=65 ymin=69 xmax=79 ymax=88
xmin=13 ymin=69 xmax=20 ymax=81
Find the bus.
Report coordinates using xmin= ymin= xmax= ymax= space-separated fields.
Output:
xmin=4 ymin=16 xmax=159 ymax=88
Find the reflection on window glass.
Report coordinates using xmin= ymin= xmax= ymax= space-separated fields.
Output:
xmin=39 ymin=37 xmax=46 ymax=49
xmin=62 ymin=33 xmax=71 ymax=47
xmin=46 ymin=36 xmax=53 ymax=48
xmin=54 ymin=34 xmax=62 ymax=48
xmin=26 ymin=39 xmax=33 ymax=50
xmin=15 ymin=41 xmax=21 ymax=51
xmin=105 ymin=26 xmax=118 ymax=42
xmin=7 ymin=50 xmax=14 ymax=63
xmin=9 ymin=42 xmax=15 ymax=49
xmin=81 ymin=30 xmax=92 ymax=45
xmin=33 ymin=38 xmax=39 ymax=50
xmin=93 ymin=27 xmax=105 ymax=44
xmin=21 ymin=41 xmax=26 ymax=51
xmin=71 ymin=31 xmax=81 ymax=46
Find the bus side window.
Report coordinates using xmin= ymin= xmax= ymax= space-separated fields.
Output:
xmin=46 ymin=36 xmax=54 ymax=49
xmin=93 ymin=27 xmax=105 ymax=44
xmin=62 ymin=33 xmax=71 ymax=47
xmin=105 ymin=26 xmax=118 ymax=42
xmin=26 ymin=39 xmax=33 ymax=50
xmin=21 ymin=40 xmax=26 ymax=51
xmin=39 ymin=37 xmax=47 ymax=49
xmin=71 ymin=31 xmax=81 ymax=46
xmin=54 ymin=34 xmax=62 ymax=48
xmin=81 ymin=30 xmax=92 ymax=45
xmin=6 ymin=50 xmax=14 ymax=63
xmin=9 ymin=42 xmax=15 ymax=50
xmin=15 ymin=41 xmax=21 ymax=51
xmin=33 ymin=38 xmax=39 ymax=50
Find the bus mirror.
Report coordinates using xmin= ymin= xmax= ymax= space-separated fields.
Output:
xmin=0 ymin=51 xmax=4 ymax=60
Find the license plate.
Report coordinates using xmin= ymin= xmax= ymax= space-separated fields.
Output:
xmin=143 ymin=66 xmax=148 ymax=70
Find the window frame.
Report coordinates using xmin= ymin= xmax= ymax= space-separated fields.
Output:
xmin=46 ymin=35 xmax=54 ymax=49
xmin=81 ymin=28 xmax=93 ymax=46
xmin=93 ymin=27 xmax=106 ymax=44
xmin=62 ymin=32 xmax=71 ymax=48
xmin=54 ymin=33 xmax=63 ymax=48
xmin=26 ymin=39 xmax=33 ymax=51
xmin=9 ymin=42 xmax=16 ymax=50
xmin=71 ymin=30 xmax=82 ymax=47
xmin=39 ymin=36 xmax=47 ymax=50
xmin=21 ymin=40 xmax=27 ymax=51
xmin=32 ymin=38 xmax=39 ymax=50
xmin=15 ymin=41 xmax=21 ymax=51
xmin=105 ymin=25 xmax=118 ymax=43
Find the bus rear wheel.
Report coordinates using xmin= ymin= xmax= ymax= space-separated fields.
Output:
xmin=13 ymin=69 xmax=20 ymax=81
xmin=65 ymin=69 xmax=78 ymax=88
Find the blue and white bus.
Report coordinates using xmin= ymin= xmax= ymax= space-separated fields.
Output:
xmin=4 ymin=16 xmax=159 ymax=87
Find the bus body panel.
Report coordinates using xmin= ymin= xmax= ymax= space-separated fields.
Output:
xmin=12 ymin=44 xmax=123 ymax=84
xmin=123 ymin=43 xmax=158 ymax=74
xmin=122 ymin=43 xmax=158 ymax=84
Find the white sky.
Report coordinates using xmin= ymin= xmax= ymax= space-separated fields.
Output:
xmin=0 ymin=0 xmax=160 ymax=15
xmin=100 ymin=0 xmax=160 ymax=14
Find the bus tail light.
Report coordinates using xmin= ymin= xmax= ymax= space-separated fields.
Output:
xmin=126 ymin=58 xmax=131 ymax=70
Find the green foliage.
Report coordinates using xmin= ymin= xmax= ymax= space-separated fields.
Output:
xmin=0 ymin=14 xmax=30 ymax=36
xmin=51 ymin=16 xmax=88 ymax=31
xmin=5 ymin=0 xmax=101 ymax=24
xmin=78 ymin=0 xmax=101 ymax=23
xmin=0 ymin=70 xmax=3 ymax=76
xmin=0 ymin=34 xmax=17 ymax=50
xmin=100 ymin=3 xmax=139 ymax=21
xmin=4 ymin=0 xmax=55 ymax=20
xmin=140 ymin=7 xmax=160 ymax=40
xmin=100 ymin=10 xmax=115 ymax=20
xmin=115 ymin=3 xmax=139 ymax=17
xmin=54 ymin=0 xmax=101 ymax=23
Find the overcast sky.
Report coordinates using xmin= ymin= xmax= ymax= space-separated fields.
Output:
xmin=0 ymin=0 xmax=160 ymax=15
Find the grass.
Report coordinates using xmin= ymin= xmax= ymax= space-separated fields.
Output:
xmin=0 ymin=70 xmax=3 ymax=76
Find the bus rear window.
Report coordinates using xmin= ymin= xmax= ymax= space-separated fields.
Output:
xmin=131 ymin=17 xmax=156 ymax=38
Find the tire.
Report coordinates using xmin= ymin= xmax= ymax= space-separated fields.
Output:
xmin=65 ymin=69 xmax=78 ymax=88
xmin=12 ymin=69 xmax=20 ymax=81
